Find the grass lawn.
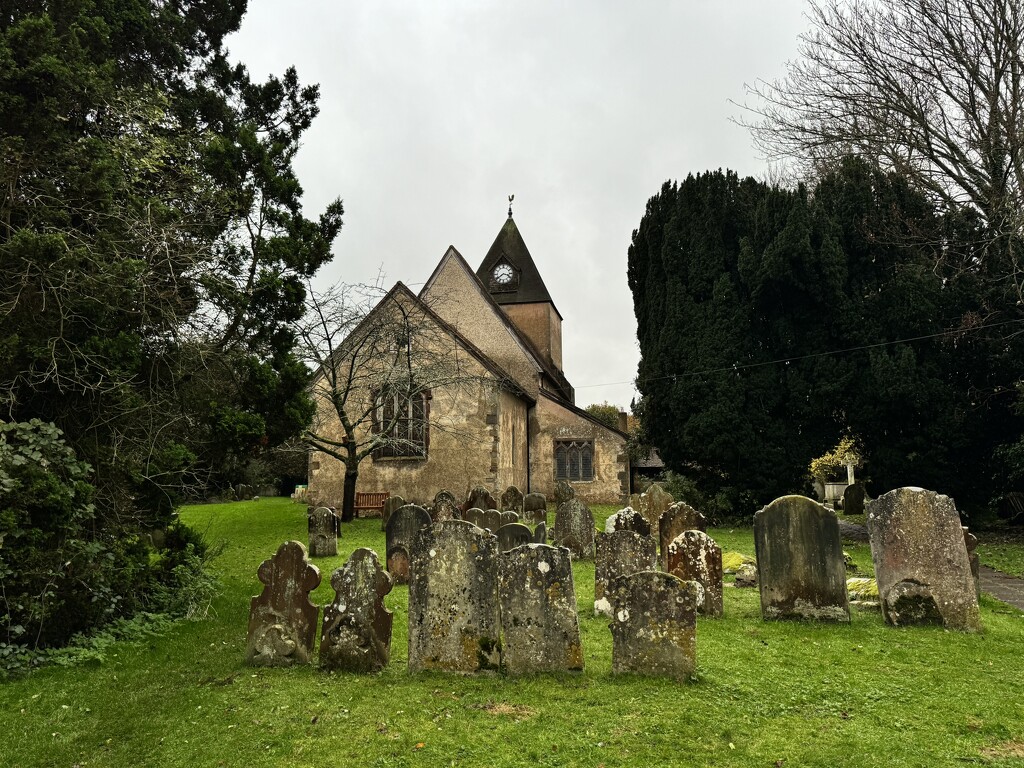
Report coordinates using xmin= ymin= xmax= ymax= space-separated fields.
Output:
xmin=2 ymin=498 xmax=1023 ymax=768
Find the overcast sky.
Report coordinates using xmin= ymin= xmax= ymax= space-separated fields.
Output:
xmin=227 ymin=1 xmax=810 ymax=410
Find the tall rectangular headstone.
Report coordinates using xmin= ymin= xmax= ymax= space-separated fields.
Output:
xmin=385 ymin=504 xmax=432 ymax=585
xmin=246 ymin=541 xmax=321 ymax=666
xmin=658 ymin=501 xmax=707 ymax=570
xmin=753 ymin=495 xmax=850 ymax=622
xmin=594 ymin=530 xmax=657 ymax=617
xmin=867 ymin=487 xmax=980 ymax=631
xmin=553 ymin=498 xmax=596 ymax=560
xmin=498 ymin=544 xmax=584 ymax=674
xmin=307 ymin=506 xmax=340 ymax=557
xmin=408 ymin=520 xmax=500 ymax=673
xmin=667 ymin=530 xmax=723 ymax=617
xmin=609 ymin=571 xmax=698 ymax=681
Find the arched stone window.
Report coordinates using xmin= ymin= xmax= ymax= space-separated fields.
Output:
xmin=554 ymin=440 xmax=594 ymax=481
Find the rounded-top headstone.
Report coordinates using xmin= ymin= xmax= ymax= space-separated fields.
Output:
xmin=553 ymin=480 xmax=575 ymax=505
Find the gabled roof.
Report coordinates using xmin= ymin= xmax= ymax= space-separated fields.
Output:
xmin=539 ymin=389 xmax=630 ymax=440
xmin=475 ymin=216 xmax=562 ymax=320
xmin=420 ymin=245 xmax=575 ymax=403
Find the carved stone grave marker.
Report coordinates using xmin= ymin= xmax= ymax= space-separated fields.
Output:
xmin=431 ymin=490 xmax=460 ymax=523
xmin=385 ymin=504 xmax=432 ymax=585
xmin=319 ymin=548 xmax=393 ymax=672
xmin=523 ymin=493 xmax=548 ymax=526
xmin=246 ymin=541 xmax=321 ymax=667
xmin=553 ymin=498 xmax=595 ymax=560
xmin=307 ymin=506 xmax=340 ymax=557
xmin=381 ymin=494 xmax=406 ymax=531
xmin=500 ymin=485 xmax=525 ymax=515
xmin=594 ymin=530 xmax=657 ymax=617
xmin=604 ymin=507 xmax=652 ymax=538
xmin=667 ymin=530 xmax=723 ymax=617
xmin=497 ymin=522 xmax=533 ymax=552
xmin=658 ymin=501 xmax=707 ymax=570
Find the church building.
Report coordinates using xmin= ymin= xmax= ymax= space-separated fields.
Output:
xmin=306 ymin=214 xmax=630 ymax=506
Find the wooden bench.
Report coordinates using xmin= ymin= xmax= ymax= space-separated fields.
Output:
xmin=355 ymin=491 xmax=390 ymax=517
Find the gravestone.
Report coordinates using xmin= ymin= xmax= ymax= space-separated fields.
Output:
xmin=523 ymin=493 xmax=548 ymax=526
xmin=381 ymin=494 xmax=406 ymax=531
xmin=498 ymin=544 xmax=584 ymax=674
xmin=496 ymin=522 xmax=533 ymax=552
xmin=867 ymin=487 xmax=980 ymax=631
xmin=658 ymin=502 xmax=708 ymax=570
xmin=553 ymin=480 xmax=575 ymax=505
xmin=408 ymin=520 xmax=500 ymax=673
xmin=307 ymin=506 xmax=340 ymax=557
xmin=533 ymin=521 xmax=547 ymax=543
xmin=629 ymin=492 xmax=643 ymax=510
xmin=500 ymin=485 xmax=525 ymax=515
xmin=753 ymin=495 xmax=850 ymax=622
xmin=431 ymin=490 xmax=460 ymax=523
xmin=963 ymin=528 xmax=980 ymax=598
xmin=385 ymin=504 xmax=432 ymax=585
xmin=667 ymin=531 xmax=723 ymax=617
xmin=499 ymin=510 xmax=520 ymax=527
xmin=604 ymin=507 xmax=652 ymax=538
xmin=465 ymin=507 xmax=502 ymax=532
xmin=609 ymin=570 xmax=699 ymax=681
xmin=594 ymin=530 xmax=657 ymax=617
xmin=463 ymin=485 xmax=498 ymax=514
xmin=843 ymin=483 xmax=866 ymax=516
xmin=319 ymin=548 xmax=393 ymax=672
xmin=553 ymin=498 xmax=596 ymax=560
xmin=734 ymin=562 xmax=758 ymax=588
xmin=246 ymin=541 xmax=321 ymax=667
xmin=640 ymin=484 xmax=674 ymax=535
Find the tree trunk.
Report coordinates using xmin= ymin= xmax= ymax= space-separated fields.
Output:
xmin=341 ymin=460 xmax=358 ymax=523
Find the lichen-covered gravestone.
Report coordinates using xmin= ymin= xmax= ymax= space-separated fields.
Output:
xmin=381 ymin=494 xmax=406 ymax=531
xmin=499 ymin=510 xmax=519 ymax=527
xmin=867 ymin=487 xmax=980 ymax=631
xmin=523 ymin=492 xmax=548 ymax=526
xmin=408 ymin=520 xmax=500 ymax=673
xmin=533 ymin=521 xmax=547 ymax=543
xmin=500 ymin=485 xmax=525 ymax=515
xmin=594 ymin=530 xmax=657 ymax=617
xmin=319 ymin=548 xmax=393 ymax=672
xmin=463 ymin=485 xmax=498 ymax=514
xmin=307 ymin=506 xmax=340 ymax=557
xmin=498 ymin=544 xmax=584 ymax=674
xmin=385 ymin=504 xmax=432 ymax=585
xmin=553 ymin=479 xmax=575 ymax=505
xmin=497 ymin=522 xmax=533 ymax=552
xmin=246 ymin=541 xmax=321 ymax=667
xmin=667 ymin=531 xmax=723 ymax=618
xmin=431 ymin=490 xmax=460 ymax=523
xmin=658 ymin=502 xmax=707 ymax=570
xmin=553 ymin=498 xmax=596 ymax=560
xmin=754 ymin=495 xmax=850 ymax=622
xmin=465 ymin=507 xmax=502 ymax=532
xmin=640 ymin=484 xmax=674 ymax=536
xmin=604 ymin=507 xmax=652 ymax=538
xmin=608 ymin=570 xmax=699 ymax=681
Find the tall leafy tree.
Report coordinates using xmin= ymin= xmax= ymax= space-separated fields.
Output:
xmin=0 ymin=1 xmax=342 ymax=650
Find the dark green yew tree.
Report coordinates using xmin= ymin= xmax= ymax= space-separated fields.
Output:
xmin=0 ymin=1 xmax=342 ymax=650
xmin=629 ymin=158 xmax=1021 ymax=518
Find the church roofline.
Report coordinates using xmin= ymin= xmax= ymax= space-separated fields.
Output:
xmin=476 ymin=216 xmax=563 ymax=321
xmin=538 ymin=389 xmax=630 ymax=440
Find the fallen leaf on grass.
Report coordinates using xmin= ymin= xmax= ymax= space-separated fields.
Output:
xmin=413 ymin=742 xmax=426 ymax=751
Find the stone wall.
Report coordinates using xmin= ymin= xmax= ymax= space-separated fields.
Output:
xmin=496 ymin=389 xmax=529 ymax=492
xmin=501 ymin=301 xmax=562 ymax=372
xmin=529 ymin=393 xmax=628 ymax=504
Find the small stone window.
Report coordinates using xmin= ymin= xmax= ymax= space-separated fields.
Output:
xmin=554 ymin=440 xmax=594 ymax=481
xmin=372 ymin=388 xmax=430 ymax=459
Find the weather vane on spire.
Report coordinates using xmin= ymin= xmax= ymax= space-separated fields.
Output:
xmin=508 ymin=194 xmax=514 ymax=219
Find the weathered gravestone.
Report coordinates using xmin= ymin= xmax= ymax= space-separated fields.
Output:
xmin=463 ymin=485 xmax=498 ymax=514
xmin=408 ymin=520 xmax=500 ymax=673
xmin=667 ymin=531 xmax=723 ymax=618
xmin=499 ymin=510 xmax=519 ymax=527
xmin=553 ymin=498 xmax=596 ymax=560
xmin=500 ymin=485 xmax=525 ymax=515
xmin=464 ymin=507 xmax=503 ymax=532
xmin=658 ymin=502 xmax=708 ymax=570
xmin=753 ymin=495 xmax=850 ymax=622
xmin=385 ymin=504 xmax=432 ymax=585
xmin=609 ymin=571 xmax=699 ymax=681
xmin=594 ymin=530 xmax=657 ymax=617
xmin=523 ymin=492 xmax=548 ymax=526
xmin=639 ymin=484 xmax=674 ymax=535
xmin=307 ymin=506 xmax=340 ymax=557
xmin=867 ymin=487 xmax=980 ymax=631
xmin=498 ymin=544 xmax=584 ymax=674
xmin=843 ymin=483 xmax=866 ymax=517
xmin=533 ymin=521 xmax=547 ymax=543
xmin=319 ymin=548 xmax=393 ymax=672
xmin=381 ymin=494 xmax=406 ymax=531
xmin=604 ymin=507 xmax=652 ymax=537
xmin=431 ymin=490 xmax=460 ymax=523
xmin=629 ymin=492 xmax=643 ymax=510
xmin=246 ymin=541 xmax=321 ymax=667
xmin=553 ymin=479 xmax=575 ymax=505
xmin=963 ymin=527 xmax=980 ymax=598
xmin=497 ymin=522 xmax=533 ymax=552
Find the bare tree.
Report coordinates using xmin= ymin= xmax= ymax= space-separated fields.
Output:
xmin=296 ymin=281 xmax=495 ymax=521
xmin=743 ymin=0 xmax=1024 ymax=293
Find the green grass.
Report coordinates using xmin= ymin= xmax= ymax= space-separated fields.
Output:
xmin=2 ymin=498 xmax=1023 ymax=767
xmin=977 ymin=531 xmax=1024 ymax=577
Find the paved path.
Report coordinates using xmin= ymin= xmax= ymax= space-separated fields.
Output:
xmin=980 ymin=566 xmax=1024 ymax=611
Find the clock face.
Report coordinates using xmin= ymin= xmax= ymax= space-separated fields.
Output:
xmin=493 ymin=264 xmax=514 ymax=284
